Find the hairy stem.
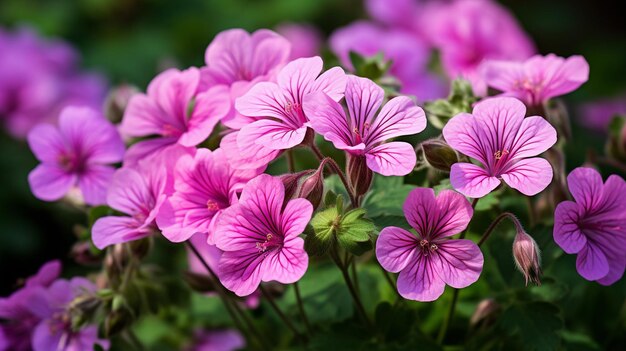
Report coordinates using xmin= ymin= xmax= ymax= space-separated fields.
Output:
xmin=478 ymin=212 xmax=521 ymax=247
xmin=310 ymin=144 xmax=358 ymax=207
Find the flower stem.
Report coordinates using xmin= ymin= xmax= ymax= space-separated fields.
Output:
xmin=330 ymin=248 xmax=372 ymax=330
xmin=310 ymin=144 xmax=358 ymax=207
xmin=260 ymin=285 xmax=304 ymax=340
xmin=437 ymin=288 xmax=460 ymax=344
xmin=379 ymin=264 xmax=401 ymax=300
xmin=286 ymin=150 xmax=296 ymax=173
xmin=478 ymin=212 xmax=520 ymax=247
xmin=294 ymin=282 xmax=313 ymax=336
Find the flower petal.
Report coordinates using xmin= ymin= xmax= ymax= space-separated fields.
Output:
xmin=376 ymin=226 xmax=419 ymax=273
xmin=92 ymin=216 xmax=148 ymax=250
xmin=219 ymin=249 xmax=265 ymax=296
xmin=28 ymin=164 xmax=76 ymax=202
xmin=482 ymin=59 xmax=524 ymax=94
xmin=366 ymin=96 xmax=426 ymax=144
xmin=309 ymin=66 xmax=347 ymax=101
xmin=442 ymin=112 xmax=490 ymax=164
xmin=121 ymin=94 xmax=169 ymax=137
xmin=345 ymin=76 xmax=384 ymax=134
xmin=147 ymin=67 xmax=199 ymax=124
xmin=106 ymin=168 xmax=151 ymax=215
xmin=238 ymin=119 xmax=307 ymax=150
xmin=304 ymin=91 xmax=356 ymax=150
xmin=281 ymin=198 xmax=313 ymax=238
xmin=260 ymin=237 xmax=308 ymax=284
xmin=365 ymin=141 xmax=416 ymax=176
xmin=78 ymin=165 xmax=116 ymax=206
xmin=123 ymin=137 xmax=178 ymax=167
xmin=235 ymin=81 xmax=288 ymax=120
xmin=397 ymin=254 xmax=446 ymax=302
xmin=501 ymin=157 xmax=553 ymax=196
xmin=553 ymin=201 xmax=587 ymax=254
xmin=576 ymin=243 xmax=609 ymax=282
xmin=431 ymin=239 xmax=483 ymax=288
xmin=402 ymin=188 xmax=437 ymax=238
xmin=27 ymin=124 xmax=66 ymax=163
xmin=431 ymin=190 xmax=473 ymax=239
xmin=450 ymin=162 xmax=500 ymax=198
xmin=179 ymin=85 xmax=230 ymax=147
xmin=472 ymin=97 xmax=526 ymax=155
xmin=509 ymin=116 xmax=557 ymax=159
xmin=277 ymin=56 xmax=323 ymax=103
xmin=220 ymin=132 xmax=277 ymax=170
xmin=238 ymin=174 xmax=284 ymax=234
xmin=536 ymin=55 xmax=589 ymax=100
xmin=566 ymin=167 xmax=604 ymax=212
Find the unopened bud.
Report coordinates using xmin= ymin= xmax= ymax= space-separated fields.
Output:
xmin=347 ymin=154 xmax=373 ymax=199
xmin=104 ymin=84 xmax=139 ymax=123
xmin=280 ymin=170 xmax=311 ymax=202
xmin=420 ymin=139 xmax=458 ymax=172
xmin=71 ymin=241 xmax=102 ymax=266
xmin=470 ymin=298 xmax=501 ymax=329
xmin=298 ymin=163 xmax=325 ymax=209
xmin=512 ymin=230 xmax=542 ymax=286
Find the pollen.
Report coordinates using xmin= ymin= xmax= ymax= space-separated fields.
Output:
xmin=494 ymin=149 xmax=509 ymax=160
xmin=206 ymin=199 xmax=220 ymax=211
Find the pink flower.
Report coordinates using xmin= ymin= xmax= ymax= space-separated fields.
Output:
xmin=425 ymin=0 xmax=535 ymax=95
xmin=365 ymin=0 xmax=420 ymax=31
xmin=579 ymin=95 xmax=626 ymax=132
xmin=376 ymin=188 xmax=483 ymax=301
xmin=214 ymin=174 xmax=312 ymax=296
xmin=330 ymin=21 xmax=446 ymax=101
xmin=443 ymin=97 xmax=557 ymax=198
xmin=187 ymin=328 xmax=245 ymax=351
xmin=305 ymin=75 xmax=426 ymax=176
xmin=482 ymin=54 xmax=590 ymax=107
xmin=553 ymin=167 xmax=626 ymax=285
xmin=201 ymin=29 xmax=291 ymax=129
xmin=120 ymin=67 xmax=229 ymax=163
xmin=231 ymin=56 xmax=346 ymax=169
xmin=27 ymin=106 xmax=124 ymax=205
xmin=156 ymin=148 xmax=261 ymax=244
xmin=276 ymin=23 xmax=322 ymax=60
xmin=91 ymin=159 xmax=169 ymax=250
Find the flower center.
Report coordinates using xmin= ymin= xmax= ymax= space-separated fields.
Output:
xmin=419 ymin=239 xmax=439 ymax=255
xmin=206 ymin=199 xmax=221 ymax=212
xmin=58 ymin=153 xmax=85 ymax=173
xmin=352 ymin=122 xmax=370 ymax=145
xmin=256 ymin=233 xmax=281 ymax=253
xmin=162 ymin=124 xmax=181 ymax=137
xmin=494 ymin=149 xmax=509 ymax=160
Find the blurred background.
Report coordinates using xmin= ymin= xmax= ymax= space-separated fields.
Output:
xmin=1 ymin=0 xmax=625 ymax=341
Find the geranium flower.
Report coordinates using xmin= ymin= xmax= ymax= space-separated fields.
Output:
xmin=214 ymin=174 xmax=312 ymax=296
xmin=120 ymin=67 xmax=229 ymax=163
xmin=305 ymin=75 xmax=426 ymax=176
xmin=376 ymin=188 xmax=483 ymax=301
xmin=443 ymin=97 xmax=557 ymax=198
xmin=276 ymin=23 xmax=322 ymax=60
xmin=554 ymin=167 xmax=626 ymax=285
xmin=187 ymin=328 xmax=245 ymax=351
xmin=482 ymin=54 xmax=590 ymax=107
xmin=156 ymin=148 xmax=261 ymax=244
xmin=27 ymin=106 xmax=124 ymax=205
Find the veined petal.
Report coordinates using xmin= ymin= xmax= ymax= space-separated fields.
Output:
xmin=365 ymin=141 xmax=416 ymax=176
xmin=260 ymin=237 xmax=308 ymax=284
xmin=304 ymin=92 xmax=356 ymax=150
xmin=78 ymin=165 xmax=116 ymax=206
xmin=214 ymin=205 xmax=266 ymax=252
xmin=310 ymin=66 xmax=347 ymax=101
xmin=220 ymin=132 xmax=277 ymax=170
xmin=235 ymin=82 xmax=288 ymax=120
xmin=249 ymin=29 xmax=291 ymax=78
xmin=431 ymin=190 xmax=473 ymax=239
xmin=538 ymin=55 xmax=589 ymax=100
xmin=376 ymin=226 xmax=419 ymax=273
xmin=402 ymin=188 xmax=437 ymax=239
xmin=553 ymin=201 xmax=587 ymax=254
xmin=442 ymin=112 xmax=490 ymax=164
xmin=28 ymin=164 xmax=76 ymax=202
xmin=120 ymin=94 xmax=170 ymax=137
xmin=345 ymin=76 xmax=384 ymax=135
xmin=472 ymin=97 xmax=526 ymax=157
xmin=106 ymin=168 xmax=151 ymax=215
xmin=431 ymin=239 xmax=483 ymax=288
xmin=576 ymin=243 xmax=609 ymax=281
xmin=277 ymin=56 xmax=323 ymax=103
xmin=238 ymin=119 xmax=307 ymax=150
xmin=366 ymin=96 xmax=426 ymax=144
xmin=482 ymin=59 xmax=524 ymax=94
xmin=238 ymin=174 xmax=284 ymax=235
xmin=509 ymin=116 xmax=557 ymax=159
xmin=123 ymin=137 xmax=178 ymax=167
xmin=92 ymin=216 xmax=149 ymax=250
xmin=219 ymin=249 xmax=265 ymax=296
xmin=566 ymin=167 xmax=604 ymax=212
xmin=501 ymin=157 xmax=553 ymax=196
xmin=27 ymin=124 xmax=66 ymax=163
xmin=180 ymin=85 xmax=230 ymax=147
xmin=204 ymin=29 xmax=253 ymax=84
xmin=281 ymin=198 xmax=313 ymax=238
xmin=450 ymin=162 xmax=500 ymax=198
xmin=147 ymin=67 xmax=199 ymax=123
xmin=397 ymin=253 xmax=446 ymax=302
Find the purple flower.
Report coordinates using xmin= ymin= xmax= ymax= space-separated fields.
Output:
xmin=376 ymin=188 xmax=483 ymax=301
xmin=276 ymin=23 xmax=322 ymax=60
xmin=187 ymin=328 xmax=245 ymax=351
xmin=156 ymin=148 xmax=261 ymax=244
xmin=26 ymin=278 xmax=109 ymax=351
xmin=330 ymin=21 xmax=446 ymax=101
xmin=230 ymin=56 xmax=346 ymax=169
xmin=365 ymin=0 xmax=421 ymax=31
xmin=425 ymin=0 xmax=535 ymax=95
xmin=201 ymin=29 xmax=291 ymax=129
xmin=305 ymin=75 xmax=426 ymax=176
xmin=27 ymin=106 xmax=125 ymax=205
xmin=554 ymin=167 xmax=626 ymax=285
xmin=0 ymin=261 xmax=61 ymax=351
xmin=0 ymin=27 xmax=106 ymax=138
xmin=214 ymin=174 xmax=312 ymax=296
xmin=579 ymin=95 xmax=626 ymax=132
xmin=120 ymin=67 xmax=229 ymax=163
xmin=482 ymin=54 xmax=590 ymax=107
xmin=443 ymin=97 xmax=557 ymax=198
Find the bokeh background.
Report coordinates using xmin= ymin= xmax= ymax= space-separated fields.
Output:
xmin=1 ymin=0 xmax=625 ymax=348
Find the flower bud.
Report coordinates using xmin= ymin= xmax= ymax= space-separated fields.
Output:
xmin=280 ymin=170 xmax=312 ymax=202
xmin=512 ymin=230 xmax=542 ymax=286
xmin=71 ymin=241 xmax=102 ymax=266
xmin=104 ymin=84 xmax=139 ymax=123
xmin=298 ymin=163 xmax=325 ymax=209
xmin=469 ymin=298 xmax=501 ymax=329
xmin=347 ymin=154 xmax=373 ymax=199
xmin=420 ymin=138 xmax=458 ymax=172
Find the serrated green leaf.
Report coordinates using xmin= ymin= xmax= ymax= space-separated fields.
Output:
xmin=475 ymin=191 xmax=500 ymax=211
xmin=337 ymin=208 xmax=375 ymax=255
xmin=361 ymin=175 xmax=413 ymax=217
xmin=498 ymin=301 xmax=563 ymax=351
xmin=307 ymin=207 xmax=340 ymax=256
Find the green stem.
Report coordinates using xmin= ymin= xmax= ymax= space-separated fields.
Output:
xmin=330 ymin=248 xmax=372 ymax=330
xmin=294 ymin=282 xmax=313 ymax=336
xmin=124 ymin=329 xmax=144 ymax=351
xmin=260 ymin=285 xmax=304 ymax=340
xmin=437 ymin=288 xmax=460 ymax=344
xmin=478 ymin=212 xmax=520 ymax=247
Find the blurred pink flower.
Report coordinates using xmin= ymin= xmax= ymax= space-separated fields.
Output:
xmin=443 ymin=97 xmax=556 ymax=198
xmin=579 ymin=95 xmax=626 ymax=131
xmin=27 ymin=106 xmax=125 ymax=205
xmin=330 ymin=21 xmax=446 ymax=101
xmin=215 ymin=174 xmax=312 ymax=296
xmin=156 ymin=148 xmax=261 ymax=244
xmin=187 ymin=328 xmax=245 ymax=351
xmin=305 ymin=75 xmax=426 ymax=176
xmin=483 ymin=54 xmax=589 ymax=107
xmin=554 ymin=167 xmax=626 ymax=285
xmin=376 ymin=188 xmax=482 ymax=301
xmin=0 ymin=27 xmax=106 ymax=138
xmin=120 ymin=68 xmax=229 ymax=162
xmin=276 ymin=23 xmax=322 ymax=60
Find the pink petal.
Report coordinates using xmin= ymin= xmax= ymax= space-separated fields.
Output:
xmin=345 ymin=76 xmax=384 ymax=134
xmin=235 ymin=82 xmax=288 ymax=120
xmin=365 ymin=141 xmax=416 ymax=176
xmin=576 ymin=244 xmax=609 ymax=281
xmin=25 ymin=260 xmax=62 ymax=288
xmin=123 ymin=138 xmax=178 ymax=167
xmin=106 ymin=168 xmax=151 ymax=215
xmin=92 ymin=216 xmax=148 ymax=250
xmin=431 ymin=239 xmax=483 ymax=288
xmin=27 ymin=124 xmax=66 ymax=163
xmin=402 ymin=188 xmax=437 ymax=237
xmin=376 ymin=226 xmax=419 ymax=273
xmin=78 ymin=165 xmax=116 ymax=206
xmin=501 ymin=157 xmax=553 ymax=196
xmin=450 ymin=163 xmax=500 ymax=198
xmin=442 ymin=113 xmax=490 ymax=164
xmin=147 ymin=67 xmax=199 ymax=123
xmin=304 ymin=92 xmax=358 ymax=151
xmin=397 ymin=254 xmax=446 ymax=302
xmin=310 ymin=66 xmax=347 ymax=101
xmin=553 ymin=201 xmax=587 ymax=254
xmin=431 ymin=190 xmax=473 ymax=238
xmin=277 ymin=56 xmax=323 ymax=102
xmin=187 ymin=233 xmax=222 ymax=276
xmin=260 ymin=237 xmax=308 ymax=284
xmin=156 ymin=198 xmax=200 ymax=243
xmin=219 ymin=249 xmax=265 ymax=296
xmin=596 ymin=238 xmax=626 ymax=286
xmin=28 ymin=164 xmax=76 ymax=202
xmin=179 ymin=85 xmax=230 ymax=147
xmin=220 ymin=132 xmax=277 ymax=170
xmin=214 ymin=205 xmax=266 ymax=252
xmin=238 ymin=174 xmax=283 ymax=230
xmin=482 ymin=60 xmax=524 ymax=94
xmin=366 ymin=96 xmax=426 ymax=144
xmin=566 ymin=167 xmax=604 ymax=212
xmin=238 ymin=119 xmax=307 ymax=150
xmin=249 ymin=29 xmax=291 ymax=78
xmin=509 ymin=116 xmax=557 ymax=159
xmin=121 ymin=94 xmax=170 ymax=137
xmin=537 ymin=55 xmax=589 ymax=100
xmin=204 ymin=29 xmax=254 ymax=84
xmin=281 ymin=198 xmax=313 ymax=238
xmin=472 ymin=97 xmax=526 ymax=154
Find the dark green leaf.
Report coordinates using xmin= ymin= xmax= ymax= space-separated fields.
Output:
xmin=498 ymin=301 xmax=563 ymax=351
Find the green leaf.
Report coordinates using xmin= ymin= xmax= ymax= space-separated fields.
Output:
xmin=337 ymin=208 xmax=375 ymax=256
xmin=361 ymin=175 xmax=414 ymax=217
xmin=498 ymin=301 xmax=563 ymax=351
xmin=424 ymin=78 xmax=477 ymax=129
xmin=88 ymin=205 xmax=115 ymax=227
xmin=306 ymin=206 xmax=340 ymax=256
xmin=474 ymin=190 xmax=501 ymax=212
